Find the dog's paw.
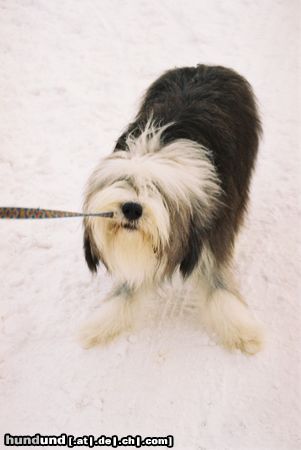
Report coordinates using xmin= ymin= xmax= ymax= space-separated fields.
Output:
xmin=78 ymin=321 xmax=120 ymax=349
xmin=220 ymin=321 xmax=264 ymax=355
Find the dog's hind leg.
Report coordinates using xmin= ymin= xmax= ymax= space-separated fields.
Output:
xmin=79 ymin=282 xmax=143 ymax=348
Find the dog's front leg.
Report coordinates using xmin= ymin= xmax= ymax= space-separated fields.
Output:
xmin=79 ymin=282 xmax=142 ymax=348
xmin=196 ymin=264 xmax=264 ymax=355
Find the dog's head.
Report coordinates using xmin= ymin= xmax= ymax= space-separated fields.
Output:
xmin=83 ymin=123 xmax=220 ymax=287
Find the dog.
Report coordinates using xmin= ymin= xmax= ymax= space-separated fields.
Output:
xmin=81 ymin=64 xmax=263 ymax=354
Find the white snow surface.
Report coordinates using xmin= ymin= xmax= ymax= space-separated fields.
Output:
xmin=0 ymin=1 xmax=300 ymax=449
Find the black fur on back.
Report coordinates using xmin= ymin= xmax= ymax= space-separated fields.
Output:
xmin=114 ymin=65 xmax=262 ymax=276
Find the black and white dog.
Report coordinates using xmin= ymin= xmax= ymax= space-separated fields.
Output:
xmin=81 ymin=65 xmax=263 ymax=354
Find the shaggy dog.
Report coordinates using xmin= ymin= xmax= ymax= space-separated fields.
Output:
xmin=81 ymin=64 xmax=263 ymax=354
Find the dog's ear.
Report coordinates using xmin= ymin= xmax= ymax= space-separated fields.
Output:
xmin=180 ymin=217 xmax=203 ymax=278
xmin=83 ymin=228 xmax=99 ymax=273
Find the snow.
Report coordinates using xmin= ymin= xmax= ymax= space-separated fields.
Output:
xmin=0 ymin=0 xmax=300 ymax=449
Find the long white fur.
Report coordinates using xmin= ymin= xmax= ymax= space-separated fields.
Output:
xmin=88 ymin=122 xmax=220 ymax=212
xmin=79 ymin=284 xmax=143 ymax=348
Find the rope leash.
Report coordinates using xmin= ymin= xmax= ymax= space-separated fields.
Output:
xmin=0 ymin=207 xmax=114 ymax=219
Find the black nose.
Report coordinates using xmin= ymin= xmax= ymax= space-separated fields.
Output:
xmin=121 ymin=202 xmax=143 ymax=221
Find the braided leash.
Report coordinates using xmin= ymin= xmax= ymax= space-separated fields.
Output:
xmin=0 ymin=207 xmax=114 ymax=219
